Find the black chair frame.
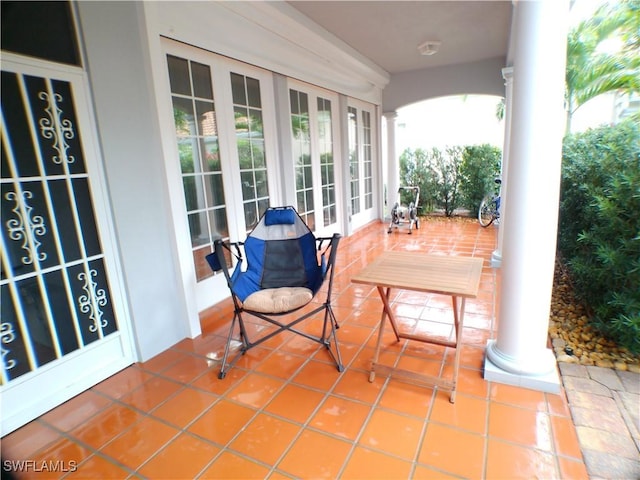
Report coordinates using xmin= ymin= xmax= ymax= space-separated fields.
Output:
xmin=210 ymin=233 xmax=344 ymax=379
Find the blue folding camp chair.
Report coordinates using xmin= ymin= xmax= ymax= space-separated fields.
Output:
xmin=206 ymin=206 xmax=343 ymax=379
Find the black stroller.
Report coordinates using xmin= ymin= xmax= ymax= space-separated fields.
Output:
xmin=387 ymin=186 xmax=420 ymax=234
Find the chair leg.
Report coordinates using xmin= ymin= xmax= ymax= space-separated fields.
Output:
xmin=218 ymin=310 xmax=249 ymax=379
xmin=323 ymin=304 xmax=344 ymax=372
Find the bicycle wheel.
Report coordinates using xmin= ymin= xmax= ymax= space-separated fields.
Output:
xmin=478 ymin=195 xmax=497 ymax=227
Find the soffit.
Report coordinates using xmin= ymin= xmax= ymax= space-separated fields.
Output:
xmin=287 ymin=1 xmax=512 ymax=74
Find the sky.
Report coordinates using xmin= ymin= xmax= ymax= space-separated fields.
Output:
xmin=396 ymin=95 xmax=505 ymax=153
xmin=393 ymin=0 xmax=614 ymax=154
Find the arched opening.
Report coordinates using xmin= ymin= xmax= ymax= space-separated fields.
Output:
xmin=396 ymin=95 xmax=505 ymax=153
xmin=383 ymin=94 xmax=505 ymax=218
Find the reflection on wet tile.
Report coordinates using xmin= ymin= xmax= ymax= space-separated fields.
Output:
xmin=229 ymin=414 xmax=300 ymax=465
xmin=2 ymin=220 xmax=585 ymax=480
xmin=309 ymin=395 xmax=371 ymax=440
xmin=101 ymin=417 xmax=178 ymax=470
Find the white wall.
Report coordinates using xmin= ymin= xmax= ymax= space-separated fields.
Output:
xmin=383 ymin=56 xmax=507 ymax=112
xmin=76 ymin=1 xmax=189 ymax=361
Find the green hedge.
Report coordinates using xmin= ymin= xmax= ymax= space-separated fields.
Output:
xmin=459 ymin=145 xmax=502 ymax=212
xmin=399 ymin=144 xmax=500 ymax=216
xmin=559 ymin=119 xmax=640 ymax=354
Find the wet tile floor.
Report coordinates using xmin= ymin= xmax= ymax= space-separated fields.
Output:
xmin=2 ymin=218 xmax=589 ymax=479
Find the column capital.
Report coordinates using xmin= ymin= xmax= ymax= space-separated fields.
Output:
xmin=502 ymin=66 xmax=514 ymax=83
xmin=383 ymin=111 xmax=398 ymax=120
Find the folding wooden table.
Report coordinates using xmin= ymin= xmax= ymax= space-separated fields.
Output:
xmin=351 ymin=251 xmax=483 ymax=402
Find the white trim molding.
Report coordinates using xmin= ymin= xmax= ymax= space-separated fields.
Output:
xmin=145 ymin=1 xmax=389 ymax=105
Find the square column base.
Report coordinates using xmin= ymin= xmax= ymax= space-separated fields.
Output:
xmin=484 ymin=342 xmax=562 ymax=394
xmin=490 ymin=250 xmax=502 ymax=268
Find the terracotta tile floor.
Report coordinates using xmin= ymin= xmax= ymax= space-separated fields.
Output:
xmin=2 ymin=218 xmax=589 ymax=479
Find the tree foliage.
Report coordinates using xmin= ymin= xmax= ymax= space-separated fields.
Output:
xmin=458 ymin=145 xmax=502 ymax=212
xmin=400 ymin=145 xmax=499 ymax=216
xmin=398 ymin=148 xmax=437 ymax=213
xmin=565 ymin=0 xmax=640 ymax=132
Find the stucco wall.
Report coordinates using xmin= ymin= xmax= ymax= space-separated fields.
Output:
xmin=382 ymin=56 xmax=507 ymax=112
xmin=76 ymin=1 xmax=189 ymax=361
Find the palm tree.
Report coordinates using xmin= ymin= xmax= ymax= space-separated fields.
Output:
xmin=565 ymin=0 xmax=640 ymax=133
xmin=495 ymin=98 xmax=505 ymax=122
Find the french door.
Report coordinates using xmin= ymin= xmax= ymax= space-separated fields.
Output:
xmin=0 ymin=55 xmax=134 ymax=435
xmin=163 ymin=40 xmax=279 ymax=310
xmin=288 ymin=81 xmax=341 ymax=235
xmin=348 ymin=99 xmax=378 ymax=229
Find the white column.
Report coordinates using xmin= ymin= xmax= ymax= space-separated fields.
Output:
xmin=490 ymin=67 xmax=513 ymax=268
xmin=485 ymin=0 xmax=568 ymax=392
xmin=383 ymin=111 xmax=399 ymax=218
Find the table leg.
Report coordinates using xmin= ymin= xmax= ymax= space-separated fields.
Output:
xmin=451 ymin=295 xmax=459 ymax=337
xmin=369 ymin=287 xmax=396 ymax=382
xmin=449 ymin=296 xmax=466 ymax=403
xmin=378 ymin=286 xmax=400 ymax=341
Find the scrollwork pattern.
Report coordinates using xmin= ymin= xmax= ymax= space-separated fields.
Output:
xmin=77 ymin=269 xmax=108 ymax=333
xmin=38 ymin=91 xmax=76 ymax=165
xmin=1 ymin=323 xmax=17 ymax=370
xmin=4 ymin=190 xmax=47 ymax=265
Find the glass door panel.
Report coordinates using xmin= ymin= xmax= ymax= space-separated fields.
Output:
xmin=168 ymin=55 xmax=228 ymax=282
xmin=288 ymin=83 xmax=339 ymax=233
xmin=347 ymin=100 xmax=378 ymax=229
xmin=317 ymin=97 xmax=337 ymax=227
xmin=348 ymin=106 xmax=360 ymax=216
xmin=362 ymin=110 xmax=373 ymax=210
xmin=231 ymin=73 xmax=270 ymax=232
xmin=163 ymin=41 xmax=278 ymax=310
xmin=290 ymin=89 xmax=314 ymax=229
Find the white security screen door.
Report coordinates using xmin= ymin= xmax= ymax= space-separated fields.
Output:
xmin=163 ymin=40 xmax=278 ymax=310
xmin=288 ymin=82 xmax=341 ymax=235
xmin=348 ymin=99 xmax=378 ymax=229
xmin=0 ymin=56 xmax=134 ymax=435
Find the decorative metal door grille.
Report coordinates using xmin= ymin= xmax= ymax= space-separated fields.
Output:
xmin=1 ymin=70 xmax=118 ymax=385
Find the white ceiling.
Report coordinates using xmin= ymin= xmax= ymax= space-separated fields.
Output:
xmin=287 ymin=1 xmax=513 ymax=75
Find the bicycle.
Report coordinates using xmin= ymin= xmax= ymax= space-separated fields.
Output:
xmin=478 ymin=178 xmax=501 ymax=227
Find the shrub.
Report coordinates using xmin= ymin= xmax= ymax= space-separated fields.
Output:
xmin=431 ymin=146 xmax=463 ymax=217
xmin=559 ymin=119 xmax=640 ymax=354
xmin=458 ymin=144 xmax=502 ymax=212
xmin=399 ymin=146 xmax=464 ymax=216
xmin=399 ymin=148 xmax=438 ymax=214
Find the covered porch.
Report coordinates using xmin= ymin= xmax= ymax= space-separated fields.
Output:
xmin=3 ymin=218 xmax=592 ymax=479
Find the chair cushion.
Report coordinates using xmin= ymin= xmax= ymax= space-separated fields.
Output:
xmin=242 ymin=287 xmax=313 ymax=313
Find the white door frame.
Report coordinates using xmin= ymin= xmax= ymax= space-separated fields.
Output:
xmin=348 ymin=98 xmax=379 ymax=230
xmin=286 ymin=79 xmax=344 ymax=237
xmin=158 ymin=39 xmax=281 ymax=316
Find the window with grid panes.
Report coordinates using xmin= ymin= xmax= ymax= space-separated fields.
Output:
xmin=362 ymin=110 xmax=373 ymax=209
xmin=231 ymin=73 xmax=270 ymax=231
xmin=348 ymin=106 xmax=360 ymax=215
xmin=290 ymin=89 xmax=314 ymax=229
xmin=167 ymin=55 xmax=228 ymax=282
xmin=317 ymin=97 xmax=336 ymax=226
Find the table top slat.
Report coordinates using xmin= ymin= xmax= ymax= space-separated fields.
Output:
xmin=351 ymin=251 xmax=483 ymax=298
